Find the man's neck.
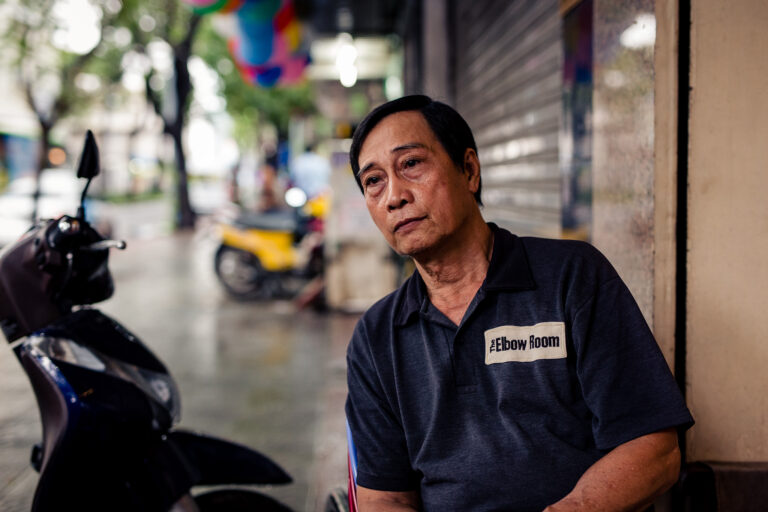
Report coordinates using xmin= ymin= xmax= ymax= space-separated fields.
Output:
xmin=413 ymin=219 xmax=493 ymax=326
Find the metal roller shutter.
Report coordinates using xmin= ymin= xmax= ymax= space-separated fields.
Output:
xmin=452 ymin=0 xmax=562 ymax=236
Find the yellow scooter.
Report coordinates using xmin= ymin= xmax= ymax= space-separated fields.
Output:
xmin=214 ymin=189 xmax=327 ymax=302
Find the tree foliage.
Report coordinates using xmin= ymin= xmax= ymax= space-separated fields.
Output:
xmin=2 ymin=0 xmax=130 ymax=166
xmin=1 ymin=0 xmax=316 ymax=227
xmin=0 ymin=0 xmax=205 ymax=228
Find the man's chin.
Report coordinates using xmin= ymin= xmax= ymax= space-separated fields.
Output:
xmin=388 ymin=230 xmax=443 ymax=259
xmin=393 ymin=241 xmax=438 ymax=260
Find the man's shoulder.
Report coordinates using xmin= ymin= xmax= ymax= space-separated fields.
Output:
xmin=500 ymin=235 xmax=620 ymax=306
xmin=519 ymin=235 xmax=603 ymax=259
xmin=348 ymin=275 xmax=416 ymax=363
xmin=518 ymin=236 xmax=616 ymax=276
xmin=358 ymin=273 xmax=415 ymax=328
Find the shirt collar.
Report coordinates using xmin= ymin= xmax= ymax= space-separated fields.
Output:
xmin=394 ymin=223 xmax=537 ymax=327
xmin=484 ymin=223 xmax=537 ymax=292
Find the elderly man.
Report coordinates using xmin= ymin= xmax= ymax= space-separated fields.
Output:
xmin=344 ymin=95 xmax=693 ymax=511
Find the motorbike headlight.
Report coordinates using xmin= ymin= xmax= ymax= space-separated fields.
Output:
xmin=133 ymin=366 xmax=181 ymax=422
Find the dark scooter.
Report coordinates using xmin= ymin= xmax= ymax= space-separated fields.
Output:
xmin=0 ymin=131 xmax=293 ymax=511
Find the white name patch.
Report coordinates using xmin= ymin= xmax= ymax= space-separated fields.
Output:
xmin=484 ymin=322 xmax=567 ymax=365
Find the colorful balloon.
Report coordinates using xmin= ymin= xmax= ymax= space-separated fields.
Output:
xmin=221 ymin=0 xmax=308 ymax=87
xmin=255 ymin=66 xmax=282 ymax=87
xmin=268 ymin=28 xmax=289 ymax=63
xmin=238 ymin=0 xmax=281 ymax=23
xmin=277 ymin=54 xmax=309 ymax=85
xmin=273 ymin=1 xmax=294 ymax=31
xmin=235 ymin=19 xmax=273 ymax=65
xmin=280 ymin=19 xmax=302 ymax=52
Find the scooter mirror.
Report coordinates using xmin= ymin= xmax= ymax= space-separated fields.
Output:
xmin=75 ymin=130 xmax=100 ymax=220
xmin=285 ymin=187 xmax=307 ymax=208
xmin=76 ymin=130 xmax=100 ymax=180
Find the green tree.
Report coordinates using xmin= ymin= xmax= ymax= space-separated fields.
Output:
xmin=0 ymin=0 xmax=131 ymax=220
xmin=2 ymin=0 xmax=314 ymax=227
xmin=116 ymin=0 xmax=202 ymax=229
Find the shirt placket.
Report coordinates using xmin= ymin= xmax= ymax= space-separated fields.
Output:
xmin=420 ymin=290 xmax=486 ymax=393
xmin=454 ymin=289 xmax=485 ymax=392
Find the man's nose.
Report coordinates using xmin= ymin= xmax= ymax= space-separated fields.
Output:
xmin=385 ymin=175 xmax=412 ymax=211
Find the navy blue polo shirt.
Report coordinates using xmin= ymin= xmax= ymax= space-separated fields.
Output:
xmin=345 ymin=224 xmax=693 ymax=511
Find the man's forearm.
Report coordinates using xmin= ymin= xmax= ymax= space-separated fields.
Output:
xmin=544 ymin=428 xmax=681 ymax=512
xmin=357 ymin=486 xmax=420 ymax=512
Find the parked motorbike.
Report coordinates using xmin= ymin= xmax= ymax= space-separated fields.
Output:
xmin=214 ymin=188 xmax=326 ymax=303
xmin=0 ymin=131 xmax=294 ymax=511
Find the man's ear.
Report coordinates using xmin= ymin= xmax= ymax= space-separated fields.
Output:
xmin=463 ymin=148 xmax=481 ymax=194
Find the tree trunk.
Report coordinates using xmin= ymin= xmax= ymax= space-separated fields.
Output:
xmin=31 ymin=122 xmax=51 ymax=223
xmin=167 ymin=14 xmax=202 ymax=230
xmin=171 ymin=124 xmax=195 ymax=229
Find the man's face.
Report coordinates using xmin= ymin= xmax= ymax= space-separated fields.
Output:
xmin=357 ymin=110 xmax=480 ymax=257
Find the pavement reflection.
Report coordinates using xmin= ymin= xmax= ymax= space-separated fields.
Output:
xmin=0 ymin=229 xmax=354 ymax=512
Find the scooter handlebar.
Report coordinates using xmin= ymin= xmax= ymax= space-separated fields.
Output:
xmin=83 ymin=239 xmax=127 ymax=251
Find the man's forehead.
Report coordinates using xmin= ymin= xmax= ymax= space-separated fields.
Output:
xmin=360 ymin=111 xmax=436 ymax=156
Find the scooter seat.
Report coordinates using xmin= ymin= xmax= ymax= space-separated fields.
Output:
xmin=234 ymin=211 xmax=298 ymax=232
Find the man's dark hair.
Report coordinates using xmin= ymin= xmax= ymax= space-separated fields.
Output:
xmin=349 ymin=94 xmax=482 ymax=204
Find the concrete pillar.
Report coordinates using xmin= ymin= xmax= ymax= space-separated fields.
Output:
xmin=421 ymin=0 xmax=452 ymax=103
xmin=686 ymin=0 xmax=768 ymax=461
xmin=652 ymin=0 xmax=679 ymax=367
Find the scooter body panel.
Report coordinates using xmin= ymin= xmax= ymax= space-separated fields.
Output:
xmin=13 ymin=308 xmax=292 ymax=510
xmin=220 ymin=223 xmax=296 ymax=272
xmin=168 ymin=430 xmax=292 ymax=486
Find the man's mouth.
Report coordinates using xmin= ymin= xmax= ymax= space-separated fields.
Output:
xmin=394 ymin=216 xmax=426 ymax=232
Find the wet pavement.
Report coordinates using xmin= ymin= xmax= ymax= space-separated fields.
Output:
xmin=0 ymin=212 xmax=355 ymax=511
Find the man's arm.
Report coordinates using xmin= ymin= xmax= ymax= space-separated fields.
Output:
xmin=357 ymin=487 xmax=420 ymax=512
xmin=544 ymin=428 xmax=680 ymax=512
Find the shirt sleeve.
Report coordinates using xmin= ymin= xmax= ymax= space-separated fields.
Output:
xmin=345 ymin=319 xmax=420 ymax=491
xmin=571 ymin=275 xmax=694 ymax=450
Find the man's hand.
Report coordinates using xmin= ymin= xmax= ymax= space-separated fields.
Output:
xmin=357 ymin=486 xmax=420 ymax=511
xmin=543 ymin=428 xmax=680 ymax=512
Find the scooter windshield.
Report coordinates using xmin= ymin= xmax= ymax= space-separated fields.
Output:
xmin=27 ymin=334 xmax=181 ymax=423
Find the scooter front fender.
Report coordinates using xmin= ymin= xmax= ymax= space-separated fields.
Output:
xmin=168 ymin=429 xmax=292 ymax=486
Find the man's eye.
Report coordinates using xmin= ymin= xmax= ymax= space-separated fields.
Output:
xmin=404 ymin=159 xmax=419 ymax=168
xmin=364 ymin=175 xmax=381 ymax=188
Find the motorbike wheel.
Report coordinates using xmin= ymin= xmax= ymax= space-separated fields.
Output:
xmin=325 ymin=487 xmax=350 ymax=512
xmin=194 ymin=489 xmax=293 ymax=511
xmin=214 ymin=245 xmax=277 ymax=300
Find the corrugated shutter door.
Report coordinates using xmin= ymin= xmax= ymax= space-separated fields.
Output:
xmin=453 ymin=0 xmax=562 ymax=236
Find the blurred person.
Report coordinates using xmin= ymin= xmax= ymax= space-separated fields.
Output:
xmin=345 ymin=95 xmax=693 ymax=511
xmin=227 ymin=162 xmax=241 ymax=205
xmin=258 ymin=147 xmax=280 ymax=213
xmin=290 ymin=143 xmax=331 ymax=199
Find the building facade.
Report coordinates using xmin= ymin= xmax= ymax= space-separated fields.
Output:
xmin=410 ymin=0 xmax=768 ymax=499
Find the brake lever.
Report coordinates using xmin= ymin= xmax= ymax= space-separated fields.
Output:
xmin=83 ymin=240 xmax=127 ymax=251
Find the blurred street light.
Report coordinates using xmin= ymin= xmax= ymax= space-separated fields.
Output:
xmin=308 ymin=34 xmax=399 ymax=85
xmin=335 ymin=33 xmax=358 ymax=88
xmin=51 ymin=0 xmax=101 ymax=55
